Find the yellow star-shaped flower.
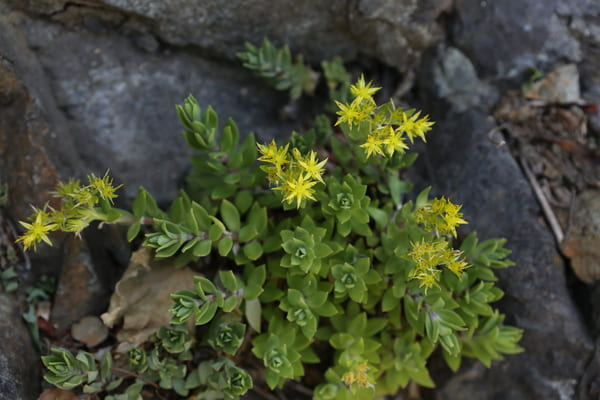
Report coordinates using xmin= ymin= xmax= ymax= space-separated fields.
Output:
xmin=350 ymin=75 xmax=380 ymax=103
xmin=335 ymin=101 xmax=362 ymax=127
xmin=401 ymin=111 xmax=434 ymax=143
xmin=382 ymin=127 xmax=409 ymax=157
xmin=360 ymin=133 xmax=385 ymax=158
xmin=16 ymin=209 xmax=57 ymax=251
xmin=295 ymin=150 xmax=327 ymax=183
xmin=276 ymin=173 xmax=317 ymax=209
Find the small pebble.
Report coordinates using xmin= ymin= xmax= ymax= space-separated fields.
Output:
xmin=71 ymin=316 xmax=108 ymax=347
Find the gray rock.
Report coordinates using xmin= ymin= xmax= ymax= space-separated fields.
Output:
xmin=413 ymin=38 xmax=596 ymax=398
xmin=450 ymin=0 xmax=600 ymax=79
xmin=12 ymin=14 xmax=311 ymax=203
xmin=0 ymin=0 xmax=452 ymax=203
xmin=409 ymin=108 xmax=594 ymax=399
xmin=5 ymin=0 xmax=66 ymax=15
xmin=0 ymin=10 xmax=82 ymax=278
xmin=419 ymin=44 xmax=497 ymax=113
xmin=0 ymin=293 xmax=40 ymax=400
xmin=9 ymin=0 xmax=450 ymax=73
xmin=577 ymin=338 xmax=600 ymax=399
xmin=573 ymin=13 xmax=600 ymax=99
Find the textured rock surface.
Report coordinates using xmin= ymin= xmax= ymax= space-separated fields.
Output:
xmin=10 ymin=14 xmax=302 ymax=202
xmin=0 ymin=293 xmax=39 ymax=400
xmin=451 ymin=0 xmax=600 ymax=81
xmin=8 ymin=0 xmax=450 ymax=72
xmin=3 ymin=8 xmax=343 ymax=204
xmin=0 ymin=18 xmax=78 ymax=222
xmin=0 ymin=15 xmax=80 ymax=278
xmin=418 ymin=44 xmax=497 ymax=115
xmin=0 ymin=0 xmax=453 ymax=203
xmin=51 ymin=236 xmax=114 ymax=332
xmin=414 ymin=47 xmax=596 ymax=399
xmin=418 ymin=110 xmax=593 ymax=400
xmin=578 ymin=337 xmax=600 ymax=399
xmin=50 ymin=223 xmax=129 ymax=332
xmin=71 ymin=315 xmax=109 ymax=347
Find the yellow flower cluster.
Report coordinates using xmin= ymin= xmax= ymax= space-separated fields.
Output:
xmin=257 ymin=141 xmax=327 ymax=208
xmin=342 ymin=360 xmax=374 ymax=389
xmin=16 ymin=173 xmax=122 ymax=250
xmin=415 ymin=197 xmax=467 ymax=237
xmin=15 ymin=208 xmax=57 ymax=251
xmin=408 ymin=238 xmax=469 ymax=290
xmin=335 ymin=75 xmax=434 ymax=159
xmin=55 ymin=173 xmax=120 ymax=207
xmin=88 ymin=173 xmax=120 ymax=204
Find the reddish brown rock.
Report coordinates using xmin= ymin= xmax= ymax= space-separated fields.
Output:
xmin=0 ymin=61 xmax=20 ymax=105
xmin=50 ymin=236 xmax=111 ymax=332
xmin=0 ymin=62 xmax=60 ymax=222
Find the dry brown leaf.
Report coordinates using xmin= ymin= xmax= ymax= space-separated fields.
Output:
xmin=561 ymin=190 xmax=600 ymax=284
xmin=101 ymin=247 xmax=197 ymax=351
xmin=37 ymin=388 xmax=77 ymax=400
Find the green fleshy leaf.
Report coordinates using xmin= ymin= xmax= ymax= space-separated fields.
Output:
xmin=218 ymin=237 xmax=233 ymax=256
xmin=243 ymin=241 xmax=263 ymax=261
xmin=313 ymin=243 xmax=332 ymax=258
xmin=222 ymin=296 xmax=239 ymax=312
xmin=235 ymin=191 xmax=253 ymax=214
xmin=312 ymin=301 xmax=337 ymax=317
xmin=220 ymin=199 xmax=241 ymax=232
xmin=243 ymin=267 xmax=265 ymax=298
xmin=209 ymin=222 xmax=225 ymax=241
xmin=100 ymin=352 xmax=113 ymax=381
xmin=245 ymin=298 xmax=262 ymax=333
xmin=105 ymin=377 xmax=123 ymax=391
xmin=219 ymin=270 xmax=238 ymax=292
xmin=330 ymin=333 xmax=353 ymax=349
xmin=415 ymin=186 xmax=431 ymax=208
xmin=382 ymin=288 xmax=399 ymax=312
xmin=443 ymin=348 xmax=462 ymax=372
xmin=239 ymin=225 xmax=258 ymax=242
xmin=220 ymin=119 xmax=238 ymax=153
xmin=126 ymin=222 xmax=141 ymax=242
xmin=212 ymin=184 xmax=236 ymax=199
xmin=193 ymin=240 xmax=212 ymax=257
xmin=195 ymin=301 xmax=219 ymax=325
xmin=83 ymin=382 xmax=103 ymax=393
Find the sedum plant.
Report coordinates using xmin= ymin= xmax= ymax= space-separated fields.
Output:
xmin=19 ymin=44 xmax=523 ymax=400
xmin=237 ymin=37 xmax=319 ymax=101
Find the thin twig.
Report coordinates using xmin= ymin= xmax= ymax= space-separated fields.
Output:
xmin=111 ymin=366 xmax=162 ymax=390
xmin=233 ymin=323 xmax=255 ymax=364
xmin=520 ymin=157 xmax=564 ymax=244
xmin=252 ymin=385 xmax=280 ymax=400
xmin=408 ymin=380 xmax=421 ymax=400
xmin=276 ymin=388 xmax=289 ymax=400
xmin=487 ymin=123 xmax=508 ymax=146
xmin=288 ymin=381 xmax=314 ymax=396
